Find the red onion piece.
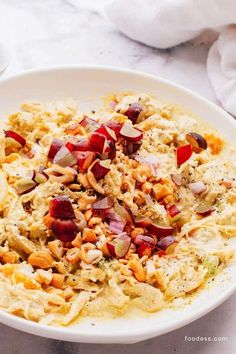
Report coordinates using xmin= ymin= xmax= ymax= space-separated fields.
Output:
xmin=109 ymin=219 xmax=125 ymax=234
xmin=15 ymin=177 xmax=38 ymax=195
xmin=171 ymin=173 xmax=182 ymax=186
xmin=92 ymin=196 xmax=114 ymax=211
xmin=114 ymin=203 xmax=133 ymax=224
xmin=195 ymin=204 xmax=215 ymax=216
xmin=33 ymin=172 xmax=48 ymax=184
xmin=4 ymin=130 xmax=26 ymax=148
xmin=188 ymin=181 xmax=207 ymax=194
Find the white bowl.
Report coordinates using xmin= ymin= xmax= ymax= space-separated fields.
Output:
xmin=0 ymin=66 xmax=235 ymax=344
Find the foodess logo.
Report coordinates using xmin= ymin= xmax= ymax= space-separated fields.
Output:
xmin=184 ymin=336 xmax=228 ymax=342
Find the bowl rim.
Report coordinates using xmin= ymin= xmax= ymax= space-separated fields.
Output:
xmin=0 ymin=65 xmax=235 ymax=343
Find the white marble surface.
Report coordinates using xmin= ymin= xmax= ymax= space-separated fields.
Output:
xmin=0 ymin=0 xmax=235 ymax=353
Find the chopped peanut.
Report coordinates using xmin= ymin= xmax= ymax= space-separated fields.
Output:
xmin=77 ymin=173 xmax=92 ymax=189
xmin=48 ymin=240 xmax=64 ymax=259
xmin=205 ymin=133 xmax=224 ymax=154
xmin=132 ymin=164 xmax=152 ymax=183
xmin=0 ymin=264 xmax=14 ymax=276
xmin=13 ymin=272 xmax=41 ymax=290
xmin=84 ymin=209 xmax=92 ymax=221
xmin=85 ymin=249 xmax=103 ymax=264
xmin=3 ymin=153 xmax=19 ymax=163
xmin=43 ymin=213 xmax=55 ymax=229
xmin=141 ymin=181 xmax=152 ymax=193
xmin=128 ymin=259 xmax=146 ymax=282
xmin=77 ymin=193 xmax=96 ymax=210
xmin=65 ymin=125 xmax=86 ymax=136
xmin=67 ymin=183 xmax=81 ymax=191
xmin=80 ymin=243 xmax=96 ymax=263
xmin=63 ymin=286 xmax=74 ymax=300
xmin=71 ymin=233 xmax=82 ymax=248
xmin=36 ymin=269 xmax=53 ymax=285
xmin=82 ymin=228 xmax=97 ymax=243
xmin=65 ymin=248 xmax=81 ymax=264
xmin=51 ymin=273 xmax=65 ymax=289
xmin=28 ymin=250 xmax=54 ymax=269
xmin=152 ymin=183 xmax=171 ymax=201
xmin=131 ymin=227 xmax=145 ymax=241
xmin=134 ymin=190 xmax=146 ymax=205
xmin=88 ymin=217 xmax=102 ymax=227
xmin=96 ymin=235 xmax=110 ymax=257
xmin=1 ymin=251 xmax=19 ymax=264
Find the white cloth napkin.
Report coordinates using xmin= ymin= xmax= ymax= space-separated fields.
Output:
xmin=106 ymin=0 xmax=236 ymax=115
xmin=0 ymin=43 xmax=9 ymax=73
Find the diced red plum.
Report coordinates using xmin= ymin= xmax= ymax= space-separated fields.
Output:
xmin=107 ymin=233 xmax=131 ymax=258
xmin=51 ymin=219 xmax=77 ymax=242
xmin=79 ymin=116 xmax=100 ymax=131
xmin=105 ymin=121 xmax=123 ymax=138
xmin=73 ymin=151 xmax=96 ymax=171
xmin=96 ymin=125 xmax=117 ymax=141
xmin=114 ymin=203 xmax=133 ymax=224
xmin=135 ymin=217 xmax=151 ymax=228
xmin=48 ymin=139 xmax=64 ymax=161
xmin=134 ymin=235 xmax=155 ymax=258
xmin=168 ymin=205 xmax=180 ymax=218
xmin=66 ymin=138 xmax=93 ymax=152
xmin=49 ymin=195 xmax=75 ymax=219
xmin=120 ymin=122 xmax=143 ymax=142
xmin=124 ymin=102 xmax=143 ymax=124
xmin=126 ymin=141 xmax=142 ymax=155
xmin=147 ymin=223 xmax=173 ymax=238
xmin=100 ymin=140 xmax=116 ymax=160
xmin=53 ymin=146 xmax=77 ymax=167
xmin=157 ymin=236 xmax=177 ymax=254
xmin=176 ymin=144 xmax=192 ymax=166
xmin=89 ymin=132 xmax=107 ymax=154
xmin=90 ymin=160 xmax=110 ymax=181
xmin=4 ymin=130 xmax=26 ymax=148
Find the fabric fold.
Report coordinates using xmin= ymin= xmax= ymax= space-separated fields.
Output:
xmin=106 ymin=0 xmax=236 ymax=115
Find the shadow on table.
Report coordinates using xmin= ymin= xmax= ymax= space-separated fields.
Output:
xmin=0 ymin=294 xmax=234 ymax=354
